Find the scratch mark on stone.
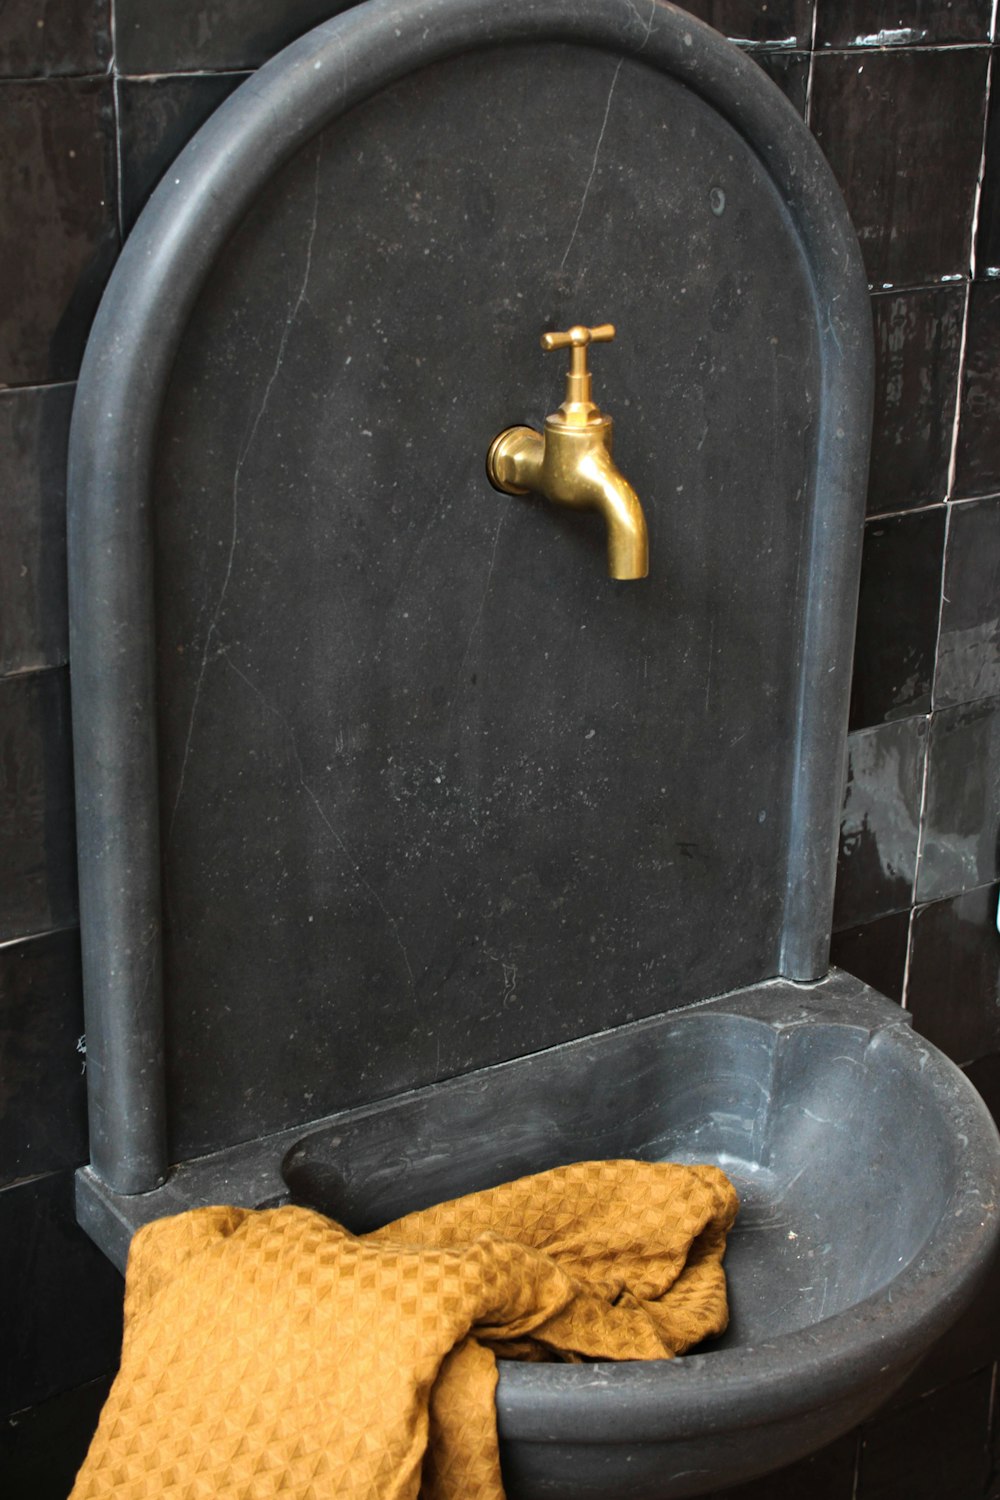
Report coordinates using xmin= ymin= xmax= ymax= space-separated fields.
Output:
xmin=168 ymin=144 xmax=323 ymax=845
xmin=558 ymin=57 xmax=624 ymax=274
xmin=460 ymin=508 xmax=507 ymax=672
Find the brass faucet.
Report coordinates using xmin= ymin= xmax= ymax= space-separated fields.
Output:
xmin=486 ymin=323 xmax=649 ymax=580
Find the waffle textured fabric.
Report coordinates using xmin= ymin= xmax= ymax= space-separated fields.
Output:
xmin=72 ymin=1159 xmax=738 ymax=1500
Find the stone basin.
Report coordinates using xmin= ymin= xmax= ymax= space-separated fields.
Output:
xmin=278 ymin=972 xmax=1000 ymax=1498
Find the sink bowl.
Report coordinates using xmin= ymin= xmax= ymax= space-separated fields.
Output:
xmin=279 ymin=973 xmax=1000 ymax=1498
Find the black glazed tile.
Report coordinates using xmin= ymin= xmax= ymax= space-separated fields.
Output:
xmin=937 ymin=496 xmax=1000 ymax=710
xmin=977 ymin=72 xmax=1000 ymax=280
xmin=917 ymin=694 xmax=1000 ymax=903
xmin=867 ymin=287 xmax=964 ymax=515
xmin=848 ymin=508 xmax=946 ymax=731
xmin=0 ymin=78 xmax=117 ymax=387
xmin=114 ymin=0 xmax=356 ymax=73
xmin=966 ymin=1051 xmax=1000 ymax=1126
xmin=700 ymin=1435 xmax=857 ymax=1499
xmin=0 ymin=1376 xmax=111 ymax=1500
xmin=0 ymin=928 xmax=87 ymax=1187
xmin=118 ymin=73 xmax=250 ymax=235
xmin=829 ymin=910 xmax=909 ymax=1001
xmin=954 ymin=283 xmax=1000 ymax=500
xmin=0 ymin=1171 xmax=123 ymax=1416
xmin=751 ymin=50 xmax=810 ymax=117
xmin=0 ymin=669 xmax=77 ymax=942
xmin=856 ymin=1368 xmax=992 ymax=1500
xmin=816 ymin=0 xmax=993 ymax=47
xmin=680 ymin=0 xmax=814 ymax=46
xmin=906 ymin=883 xmax=1000 ymax=1064
xmin=0 ymin=0 xmax=110 ymax=78
xmin=810 ymin=48 xmax=987 ymax=287
xmin=833 ymin=717 xmax=927 ymax=931
xmin=0 ymin=385 xmax=72 ymax=675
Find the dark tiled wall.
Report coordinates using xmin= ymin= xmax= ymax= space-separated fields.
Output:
xmin=1 ymin=2 xmax=999 ymax=1496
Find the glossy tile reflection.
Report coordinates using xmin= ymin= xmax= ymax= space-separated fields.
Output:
xmin=953 ymin=284 xmax=1000 ymax=500
xmin=833 ymin=717 xmax=927 ymax=930
xmin=977 ymin=79 xmax=1000 ymax=280
xmin=681 ymin=0 xmax=814 ymax=46
xmin=810 ymin=48 xmax=987 ymax=286
xmin=816 ymin=0 xmax=993 ymax=47
xmin=917 ymin=695 xmax=1000 ymax=903
xmin=936 ymin=496 xmax=1000 ymax=710
xmin=867 ymin=288 xmax=963 ymax=514
xmin=849 ymin=509 xmax=945 ymax=730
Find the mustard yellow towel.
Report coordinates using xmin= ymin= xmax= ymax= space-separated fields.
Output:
xmin=72 ymin=1159 xmax=738 ymax=1500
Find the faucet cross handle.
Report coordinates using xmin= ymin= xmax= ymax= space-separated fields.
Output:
xmin=540 ymin=323 xmax=616 ymax=423
xmin=539 ymin=322 xmax=615 ymax=352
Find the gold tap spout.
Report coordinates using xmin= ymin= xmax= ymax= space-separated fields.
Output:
xmin=486 ymin=324 xmax=649 ymax=581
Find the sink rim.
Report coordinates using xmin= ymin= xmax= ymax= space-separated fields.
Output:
xmin=487 ymin=1015 xmax=1000 ymax=1441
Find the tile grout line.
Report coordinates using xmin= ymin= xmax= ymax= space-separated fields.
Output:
xmin=110 ymin=0 xmax=124 ymax=244
xmin=903 ymin=487 xmax=953 ymax=1006
xmin=850 ymin=1429 xmax=862 ymax=1500
xmin=946 ymin=276 xmax=972 ymax=502
xmin=969 ymin=44 xmax=996 ymax=284
xmin=0 ymin=921 xmax=79 ymax=953
xmin=803 ymin=0 xmax=818 ymax=129
xmin=944 ymin=37 xmax=996 ymax=501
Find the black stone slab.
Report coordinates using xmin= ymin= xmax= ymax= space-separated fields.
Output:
xmin=0 ymin=0 xmax=111 ymax=78
xmin=917 ymin=695 xmax=1000 ymax=903
xmin=936 ymin=495 xmax=1000 ymax=710
xmin=810 ymin=48 xmax=987 ymax=288
xmin=0 ymin=78 xmax=117 ymax=387
xmin=833 ymin=718 xmax=927 ymax=931
xmin=154 ymin=41 xmax=829 ymax=1159
xmin=0 ymin=385 xmax=72 ymax=676
xmin=0 ymin=1172 xmax=122 ymax=1417
xmin=0 ymin=669 xmax=77 ymax=943
xmin=0 ymin=927 xmax=87 ymax=1187
xmin=816 ymin=0 xmax=993 ymax=47
xmin=68 ymin=0 xmax=872 ymax=1193
xmin=867 ymin=287 xmax=964 ymax=516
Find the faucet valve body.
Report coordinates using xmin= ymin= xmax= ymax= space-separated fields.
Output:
xmin=486 ymin=324 xmax=649 ymax=580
